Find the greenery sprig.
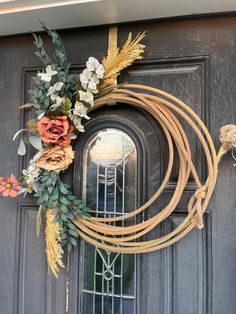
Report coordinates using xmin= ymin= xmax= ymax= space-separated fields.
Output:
xmin=35 ymin=170 xmax=90 ymax=252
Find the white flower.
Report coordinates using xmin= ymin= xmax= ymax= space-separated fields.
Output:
xmin=50 ymin=93 xmax=58 ymax=101
xmin=68 ymin=101 xmax=90 ymax=132
xmin=79 ymin=90 xmax=94 ymax=106
xmin=80 ymin=69 xmax=99 ymax=94
xmin=72 ymin=116 xmax=85 ymax=132
xmin=86 ymin=57 xmax=104 ymax=79
xmin=37 ymin=65 xmax=57 ymax=82
xmin=22 ymin=160 xmax=41 ymax=184
xmin=50 ymin=96 xmax=63 ymax=110
xmin=47 ymin=82 xmax=64 ymax=96
xmin=74 ymin=101 xmax=90 ymax=120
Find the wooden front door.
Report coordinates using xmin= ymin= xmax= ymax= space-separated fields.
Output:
xmin=0 ymin=15 xmax=235 ymax=314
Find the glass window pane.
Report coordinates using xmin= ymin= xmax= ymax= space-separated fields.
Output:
xmin=80 ymin=128 xmax=137 ymax=314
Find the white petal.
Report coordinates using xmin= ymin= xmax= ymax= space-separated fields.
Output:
xmin=96 ymin=64 xmax=105 ymax=78
xmin=47 ymin=86 xmax=55 ymax=96
xmin=86 ymin=57 xmax=99 ymax=71
xmin=87 ymin=81 xmax=98 ymax=94
xmin=81 ymin=82 xmax=88 ymax=90
xmin=50 ymin=93 xmax=58 ymax=101
xmin=37 ymin=73 xmax=52 ymax=82
xmin=46 ymin=65 xmax=57 ymax=76
xmin=74 ymin=101 xmax=90 ymax=119
xmin=70 ymin=133 xmax=78 ymax=139
xmin=79 ymin=90 xmax=94 ymax=105
xmin=54 ymin=82 xmax=64 ymax=91
xmin=56 ymin=96 xmax=63 ymax=106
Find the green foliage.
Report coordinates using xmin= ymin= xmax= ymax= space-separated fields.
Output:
xmin=28 ymin=79 xmax=51 ymax=113
xmin=29 ymin=22 xmax=77 ymax=113
xmin=35 ymin=170 xmax=90 ymax=252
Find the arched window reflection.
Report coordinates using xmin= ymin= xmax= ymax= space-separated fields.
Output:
xmin=81 ymin=128 xmax=138 ymax=314
xmin=83 ymin=128 xmax=137 ymax=215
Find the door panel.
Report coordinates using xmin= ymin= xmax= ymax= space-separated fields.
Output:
xmin=0 ymin=16 xmax=235 ymax=314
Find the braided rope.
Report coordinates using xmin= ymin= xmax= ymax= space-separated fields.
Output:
xmin=73 ymin=84 xmax=223 ymax=253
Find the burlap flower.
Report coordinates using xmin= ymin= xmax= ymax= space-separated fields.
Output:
xmin=219 ymin=124 xmax=236 ymax=151
xmin=36 ymin=145 xmax=74 ymax=171
xmin=37 ymin=116 xmax=74 ymax=146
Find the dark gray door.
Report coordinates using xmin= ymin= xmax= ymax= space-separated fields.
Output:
xmin=0 ymin=15 xmax=235 ymax=314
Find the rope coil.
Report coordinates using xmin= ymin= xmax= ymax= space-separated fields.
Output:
xmin=73 ymin=84 xmax=224 ymax=253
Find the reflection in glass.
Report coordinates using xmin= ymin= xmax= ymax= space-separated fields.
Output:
xmin=81 ymin=128 xmax=137 ymax=314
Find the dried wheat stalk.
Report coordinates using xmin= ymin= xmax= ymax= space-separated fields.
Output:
xmin=45 ymin=209 xmax=64 ymax=278
xmin=100 ymin=32 xmax=146 ymax=88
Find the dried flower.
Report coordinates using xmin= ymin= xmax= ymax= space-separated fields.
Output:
xmin=74 ymin=101 xmax=90 ymax=120
xmin=219 ymin=124 xmax=236 ymax=151
xmin=86 ymin=57 xmax=104 ymax=78
xmin=50 ymin=96 xmax=63 ymax=110
xmin=78 ymin=90 xmax=94 ymax=106
xmin=80 ymin=69 xmax=99 ymax=94
xmin=22 ymin=159 xmax=41 ymax=184
xmin=47 ymin=82 xmax=64 ymax=96
xmin=0 ymin=175 xmax=22 ymax=197
xmin=36 ymin=145 xmax=74 ymax=172
xmin=37 ymin=116 xmax=74 ymax=146
xmin=37 ymin=65 xmax=57 ymax=82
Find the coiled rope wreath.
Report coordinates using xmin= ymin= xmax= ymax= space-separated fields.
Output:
xmin=0 ymin=24 xmax=235 ymax=278
xmin=73 ymin=84 xmax=223 ymax=253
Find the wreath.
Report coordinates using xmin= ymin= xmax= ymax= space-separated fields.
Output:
xmin=0 ymin=24 xmax=235 ymax=277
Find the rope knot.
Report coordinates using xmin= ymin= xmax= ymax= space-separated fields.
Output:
xmin=194 ymin=188 xmax=206 ymax=201
xmin=190 ymin=186 xmax=207 ymax=230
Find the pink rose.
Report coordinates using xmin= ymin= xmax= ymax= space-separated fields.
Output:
xmin=37 ymin=116 xmax=74 ymax=146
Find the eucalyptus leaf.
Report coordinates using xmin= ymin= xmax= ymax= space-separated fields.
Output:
xmin=60 ymin=196 xmax=70 ymax=206
xmin=17 ymin=138 xmax=26 ymax=156
xmin=67 ymin=213 xmax=75 ymax=220
xmin=68 ymin=229 xmax=78 ymax=237
xmin=69 ymin=237 xmax=77 ymax=247
xmin=60 ymin=204 xmax=68 ymax=214
xmin=67 ymin=223 xmax=76 ymax=230
xmin=47 ymin=186 xmax=53 ymax=194
xmin=67 ymin=242 xmax=72 ymax=252
xmin=29 ymin=136 xmax=43 ymax=151
xmin=59 ymin=184 xmax=68 ymax=194
xmin=43 ymin=193 xmax=49 ymax=202
xmin=60 ymin=213 xmax=67 ymax=222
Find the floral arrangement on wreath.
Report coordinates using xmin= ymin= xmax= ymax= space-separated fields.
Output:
xmin=0 ymin=24 xmax=145 ymax=277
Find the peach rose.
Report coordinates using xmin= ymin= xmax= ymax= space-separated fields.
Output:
xmin=36 ymin=145 xmax=74 ymax=171
xmin=37 ymin=116 xmax=74 ymax=146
